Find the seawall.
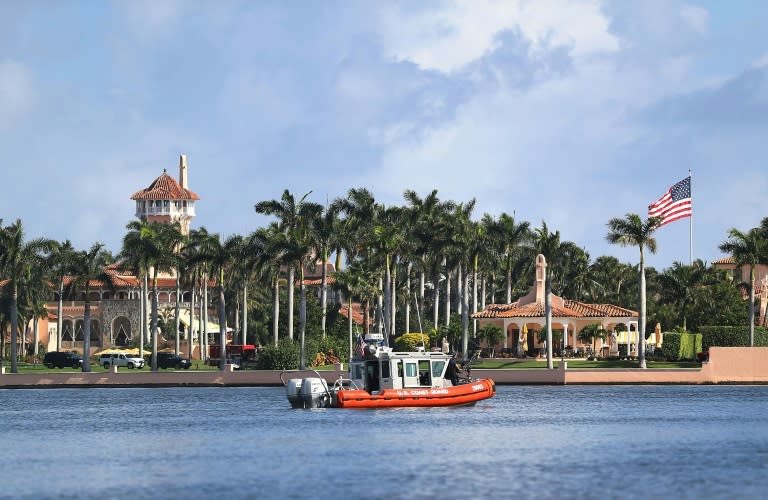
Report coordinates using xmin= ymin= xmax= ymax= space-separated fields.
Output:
xmin=0 ymin=347 xmax=765 ymax=388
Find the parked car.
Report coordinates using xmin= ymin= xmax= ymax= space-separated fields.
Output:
xmin=99 ymin=352 xmax=145 ymax=369
xmin=43 ymin=351 xmax=83 ymax=369
xmin=156 ymin=352 xmax=192 ymax=369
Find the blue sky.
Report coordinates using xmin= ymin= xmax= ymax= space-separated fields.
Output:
xmin=1 ymin=0 xmax=767 ymax=271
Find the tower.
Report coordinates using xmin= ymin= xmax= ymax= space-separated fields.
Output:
xmin=130 ymin=154 xmax=200 ymax=235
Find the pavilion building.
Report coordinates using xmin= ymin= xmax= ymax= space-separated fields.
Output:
xmin=472 ymin=255 xmax=646 ymax=357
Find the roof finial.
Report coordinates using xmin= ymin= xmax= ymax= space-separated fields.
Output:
xmin=163 ymin=168 xmax=167 ymax=173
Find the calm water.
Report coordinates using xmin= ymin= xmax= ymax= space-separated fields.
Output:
xmin=1 ymin=385 xmax=767 ymax=500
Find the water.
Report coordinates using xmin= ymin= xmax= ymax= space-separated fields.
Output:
xmin=1 ymin=385 xmax=767 ymax=500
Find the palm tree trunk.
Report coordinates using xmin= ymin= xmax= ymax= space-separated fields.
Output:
xmin=472 ymin=256 xmax=479 ymax=337
xmin=140 ymin=274 xmax=147 ymax=360
xmin=638 ymin=249 xmax=647 ymax=369
xmin=405 ymin=262 xmax=412 ymax=333
xmin=321 ymin=250 xmax=328 ymax=339
xmin=347 ymin=297 xmax=353 ymax=362
xmin=287 ymin=266 xmax=295 ymax=340
xmin=506 ymin=258 xmax=512 ymax=304
xmin=273 ymin=275 xmax=280 ymax=346
xmin=444 ymin=270 xmax=451 ymax=327
xmin=57 ymin=280 xmax=64 ymax=352
xmin=189 ymin=281 xmax=196 ymax=360
xmin=203 ymin=273 xmax=209 ymax=361
xmin=174 ymin=276 xmax=181 ymax=355
xmin=384 ymin=255 xmax=392 ymax=337
xmin=10 ymin=287 xmax=19 ymax=373
xmin=461 ymin=265 xmax=469 ymax=358
xmin=151 ymin=274 xmax=159 ymax=372
xmin=243 ymin=282 xmax=248 ymax=345
xmin=299 ymin=279 xmax=307 ymax=370
xmin=83 ymin=297 xmax=92 ymax=373
xmin=33 ymin=316 xmax=39 ymax=355
xmin=433 ymin=271 xmax=440 ymax=328
xmin=391 ymin=260 xmax=397 ymax=340
xmin=457 ymin=264 xmax=463 ymax=316
xmin=218 ymin=277 xmax=226 ymax=371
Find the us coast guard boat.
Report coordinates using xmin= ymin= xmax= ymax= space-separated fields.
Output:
xmin=282 ymin=334 xmax=495 ymax=409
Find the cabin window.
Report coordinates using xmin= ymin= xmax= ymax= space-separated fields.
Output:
xmin=382 ymin=361 xmax=391 ymax=379
xmin=418 ymin=360 xmax=431 ymax=386
xmin=405 ymin=363 xmax=417 ymax=377
xmin=432 ymin=360 xmax=445 ymax=378
xmin=396 ymin=360 xmax=402 ymax=377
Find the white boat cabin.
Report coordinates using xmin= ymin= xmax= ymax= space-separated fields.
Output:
xmin=350 ymin=337 xmax=462 ymax=392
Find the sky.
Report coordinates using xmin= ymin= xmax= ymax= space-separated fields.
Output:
xmin=1 ymin=0 xmax=767 ymax=271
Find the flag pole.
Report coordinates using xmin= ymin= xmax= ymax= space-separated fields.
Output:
xmin=689 ymin=168 xmax=693 ymax=265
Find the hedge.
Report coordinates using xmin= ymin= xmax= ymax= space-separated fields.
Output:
xmin=394 ymin=333 xmax=430 ymax=351
xmin=699 ymin=326 xmax=768 ymax=349
xmin=662 ymin=332 xmax=702 ymax=361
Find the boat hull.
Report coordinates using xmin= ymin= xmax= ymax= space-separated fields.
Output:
xmin=335 ymin=379 xmax=495 ymax=408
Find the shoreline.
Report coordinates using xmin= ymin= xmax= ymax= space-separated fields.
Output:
xmin=2 ymin=346 xmax=767 ymax=388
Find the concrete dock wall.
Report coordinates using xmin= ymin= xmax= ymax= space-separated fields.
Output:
xmin=0 ymin=347 xmax=765 ymax=388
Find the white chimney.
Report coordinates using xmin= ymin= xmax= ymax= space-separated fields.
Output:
xmin=179 ymin=154 xmax=188 ymax=190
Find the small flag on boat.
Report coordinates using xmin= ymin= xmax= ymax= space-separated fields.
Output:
xmin=355 ymin=335 xmax=366 ymax=358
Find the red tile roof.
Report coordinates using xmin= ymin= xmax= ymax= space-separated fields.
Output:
xmin=712 ymin=256 xmax=735 ymax=265
xmin=472 ymin=300 xmax=637 ymax=319
xmin=131 ymin=171 xmax=200 ymax=201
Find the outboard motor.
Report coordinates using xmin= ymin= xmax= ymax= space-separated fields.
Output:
xmin=299 ymin=377 xmax=330 ymax=408
xmin=286 ymin=379 xmax=304 ymax=409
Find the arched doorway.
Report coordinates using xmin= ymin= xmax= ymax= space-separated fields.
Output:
xmin=113 ymin=317 xmax=132 ymax=347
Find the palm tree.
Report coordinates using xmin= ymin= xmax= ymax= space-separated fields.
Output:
xmin=0 ymin=219 xmax=54 ymax=373
xmin=719 ymin=227 xmax=767 ymax=346
xmin=606 ymin=213 xmax=662 ymax=368
xmin=308 ymin=202 xmax=342 ymax=339
xmin=123 ymin=220 xmax=184 ymax=371
xmin=48 ymin=240 xmax=76 ymax=353
xmin=68 ymin=243 xmax=113 ymax=372
xmin=255 ymin=190 xmax=318 ymax=343
xmin=577 ymin=324 xmax=608 ymax=355
xmin=489 ymin=213 xmax=532 ymax=304
xmin=657 ymin=260 xmax=711 ymax=331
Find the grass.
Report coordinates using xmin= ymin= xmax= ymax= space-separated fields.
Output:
xmin=473 ymin=358 xmax=701 ymax=369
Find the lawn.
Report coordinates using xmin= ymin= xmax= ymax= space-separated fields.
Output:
xmin=473 ymin=359 xmax=701 ymax=369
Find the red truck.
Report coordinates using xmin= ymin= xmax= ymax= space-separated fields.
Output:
xmin=207 ymin=344 xmax=257 ymax=367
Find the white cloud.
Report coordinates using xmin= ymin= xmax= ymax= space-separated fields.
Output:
xmin=378 ymin=0 xmax=618 ymax=73
xmin=680 ymin=4 xmax=708 ymax=34
xmin=0 ymin=59 xmax=34 ymax=129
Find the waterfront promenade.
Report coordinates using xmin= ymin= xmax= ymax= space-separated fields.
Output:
xmin=0 ymin=347 xmax=766 ymax=388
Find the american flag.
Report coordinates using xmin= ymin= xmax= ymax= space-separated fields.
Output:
xmin=354 ymin=335 xmax=366 ymax=359
xmin=648 ymin=176 xmax=692 ymax=227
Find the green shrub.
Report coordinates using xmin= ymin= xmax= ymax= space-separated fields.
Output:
xmin=662 ymin=332 xmax=702 ymax=361
xmin=699 ymin=326 xmax=768 ymax=349
xmin=394 ymin=333 xmax=430 ymax=351
xmin=256 ymin=338 xmax=300 ymax=370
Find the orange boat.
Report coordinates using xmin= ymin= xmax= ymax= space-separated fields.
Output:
xmin=284 ymin=334 xmax=495 ymax=409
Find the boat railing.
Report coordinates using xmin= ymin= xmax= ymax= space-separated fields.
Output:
xmin=332 ymin=377 xmax=362 ymax=391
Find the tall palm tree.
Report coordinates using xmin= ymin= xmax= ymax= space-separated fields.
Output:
xmin=0 ymin=219 xmax=54 ymax=373
xmin=606 ymin=213 xmax=662 ymax=368
xmin=719 ymin=227 xmax=767 ymax=346
xmin=308 ymin=202 xmax=341 ymax=339
xmin=48 ymin=240 xmax=76 ymax=353
xmin=69 ymin=243 xmax=113 ymax=373
xmin=255 ymin=190 xmax=318 ymax=343
xmin=489 ymin=213 xmax=532 ymax=304
xmin=123 ymin=220 xmax=184 ymax=371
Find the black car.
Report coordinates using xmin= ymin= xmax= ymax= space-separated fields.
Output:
xmin=43 ymin=351 xmax=83 ymax=369
xmin=156 ymin=352 xmax=192 ymax=369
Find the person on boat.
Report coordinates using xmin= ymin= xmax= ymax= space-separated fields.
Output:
xmin=447 ymin=358 xmax=460 ymax=386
